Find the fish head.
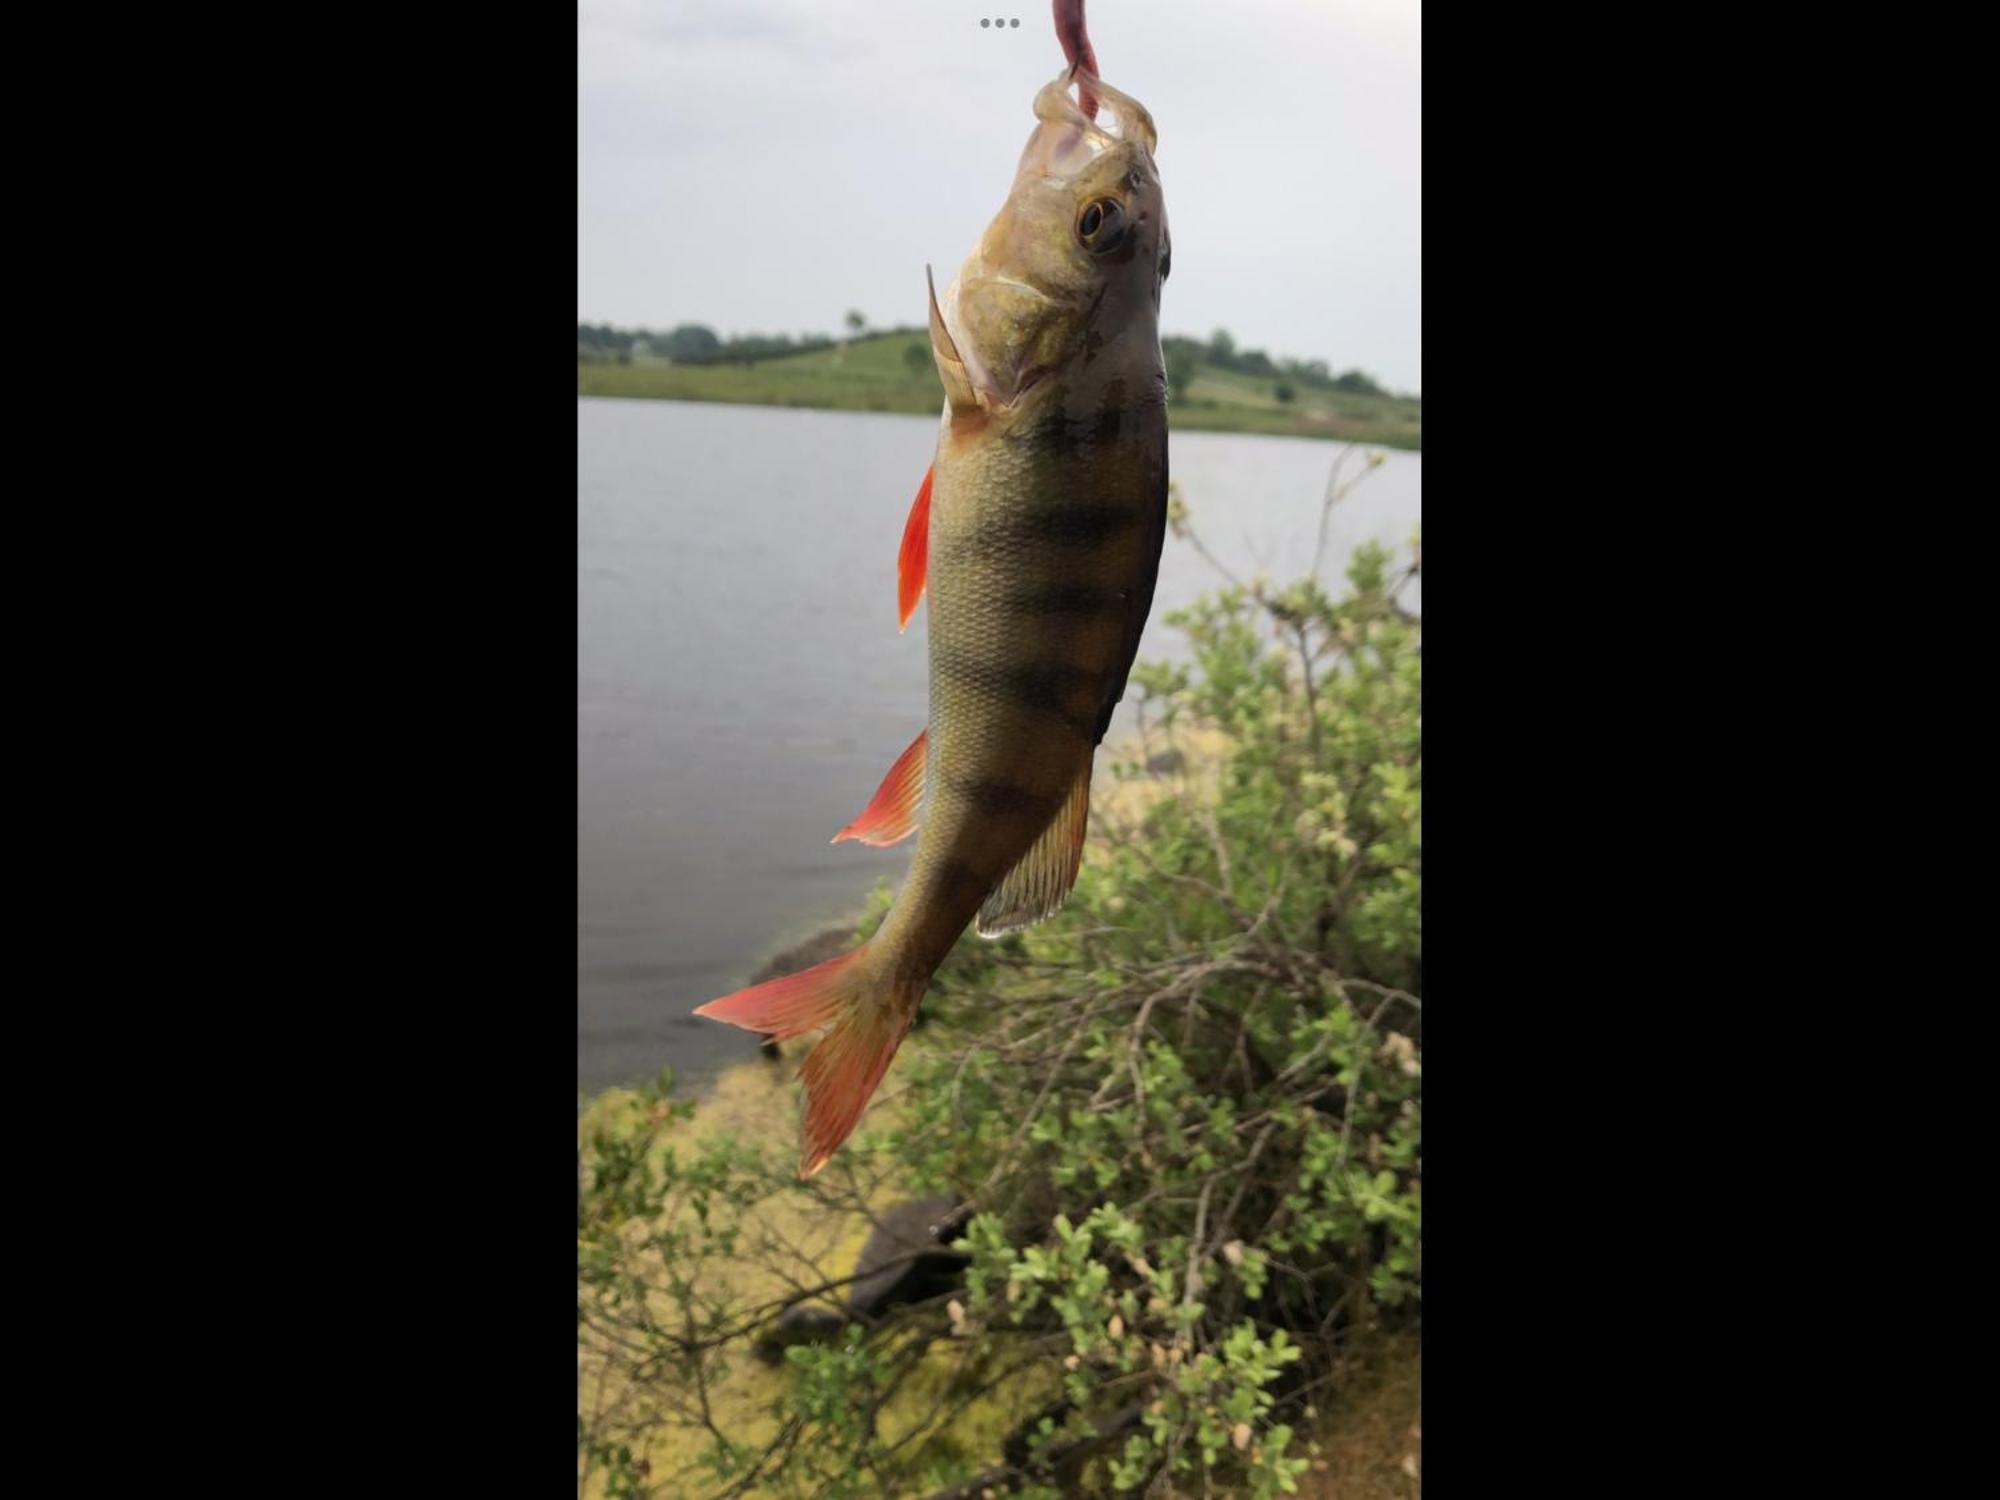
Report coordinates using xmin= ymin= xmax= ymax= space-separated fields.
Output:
xmin=940 ymin=71 xmax=1169 ymax=413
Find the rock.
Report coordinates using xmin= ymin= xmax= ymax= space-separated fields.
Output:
xmin=847 ymin=1195 xmax=969 ymax=1320
xmin=746 ymin=926 xmax=854 ymax=987
xmin=752 ymin=1195 xmax=969 ymax=1361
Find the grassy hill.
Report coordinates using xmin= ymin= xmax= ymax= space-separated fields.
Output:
xmin=578 ymin=330 xmax=1421 ymax=450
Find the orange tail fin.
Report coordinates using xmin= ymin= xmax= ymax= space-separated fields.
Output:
xmin=897 ymin=466 xmax=932 ymax=633
xmin=797 ymin=1000 xmax=910 ymax=1177
xmin=694 ymin=949 xmax=862 ymax=1041
xmin=833 ymin=729 xmax=927 ymax=847
xmin=693 ymin=944 xmax=915 ymax=1177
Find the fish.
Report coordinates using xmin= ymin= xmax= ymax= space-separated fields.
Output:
xmin=695 ymin=65 xmax=1171 ymax=1178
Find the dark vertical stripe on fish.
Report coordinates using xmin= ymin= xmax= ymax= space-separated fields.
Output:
xmin=1005 ymin=583 xmax=1128 ymax=618
xmin=947 ymin=775 xmax=1058 ymax=820
xmin=931 ymin=645 xmax=1102 ymax=741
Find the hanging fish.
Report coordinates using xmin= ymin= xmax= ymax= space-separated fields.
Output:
xmin=696 ymin=62 xmax=1171 ymax=1177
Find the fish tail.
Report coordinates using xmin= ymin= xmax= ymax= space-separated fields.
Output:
xmin=796 ymin=987 xmax=913 ymax=1178
xmin=693 ymin=944 xmax=918 ymax=1177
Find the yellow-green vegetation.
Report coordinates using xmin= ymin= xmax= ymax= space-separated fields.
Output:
xmin=579 ymin=461 xmax=1420 ymax=1497
xmin=579 ymin=1056 xmax=1064 ymax=1499
xmin=577 ymin=331 xmax=1421 ymax=450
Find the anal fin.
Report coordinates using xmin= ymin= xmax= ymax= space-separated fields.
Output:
xmin=833 ymin=729 xmax=927 ymax=847
xmin=976 ymin=760 xmax=1092 ymax=937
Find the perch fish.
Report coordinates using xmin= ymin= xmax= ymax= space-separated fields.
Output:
xmin=697 ymin=66 xmax=1171 ymax=1177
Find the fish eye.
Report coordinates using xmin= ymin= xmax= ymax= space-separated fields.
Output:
xmin=1076 ymin=197 xmax=1129 ymax=255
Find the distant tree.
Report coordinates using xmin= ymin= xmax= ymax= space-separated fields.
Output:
xmin=1332 ymin=368 xmax=1386 ymax=396
xmin=845 ymin=310 xmax=867 ymax=337
xmin=661 ymin=324 xmax=722 ymax=361
xmin=1208 ymin=327 xmax=1236 ymax=366
xmin=903 ymin=342 xmax=932 ymax=377
xmin=1274 ymin=381 xmax=1296 ymax=404
xmin=1239 ymin=349 xmax=1276 ymax=378
xmin=577 ymin=323 xmax=639 ymax=354
xmin=1166 ymin=344 xmax=1199 ymax=405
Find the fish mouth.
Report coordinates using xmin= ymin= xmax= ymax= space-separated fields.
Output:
xmin=1018 ymin=69 xmax=1157 ymax=183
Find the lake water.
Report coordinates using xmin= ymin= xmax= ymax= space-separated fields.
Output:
xmin=578 ymin=398 xmax=1420 ymax=1097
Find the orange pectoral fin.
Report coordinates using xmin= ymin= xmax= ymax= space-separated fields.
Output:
xmin=832 ymin=729 xmax=927 ymax=847
xmin=897 ymin=466 xmax=932 ymax=632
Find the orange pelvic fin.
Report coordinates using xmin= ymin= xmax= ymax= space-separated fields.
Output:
xmin=693 ymin=944 xmax=914 ymax=1177
xmin=897 ymin=466 xmax=932 ymax=632
xmin=834 ymin=729 xmax=927 ymax=847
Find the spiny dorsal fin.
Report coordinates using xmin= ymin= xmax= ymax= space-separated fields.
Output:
xmin=976 ymin=761 xmax=1091 ymax=938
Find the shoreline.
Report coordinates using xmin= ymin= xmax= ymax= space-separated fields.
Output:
xmin=577 ymin=388 xmax=1423 ymax=452
xmin=577 ymin=335 xmax=1422 ymax=451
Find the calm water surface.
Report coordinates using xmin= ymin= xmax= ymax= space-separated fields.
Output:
xmin=578 ymin=398 xmax=1419 ymax=1096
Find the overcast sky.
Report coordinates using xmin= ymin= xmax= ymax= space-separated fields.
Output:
xmin=579 ymin=1 xmax=1420 ymax=393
